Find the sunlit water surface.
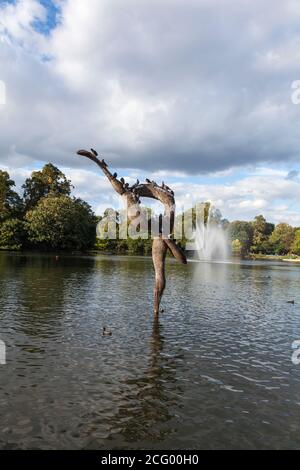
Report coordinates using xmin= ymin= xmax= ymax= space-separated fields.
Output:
xmin=0 ymin=253 xmax=300 ymax=449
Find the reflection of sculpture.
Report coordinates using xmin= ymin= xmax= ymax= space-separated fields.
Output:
xmin=77 ymin=149 xmax=187 ymax=315
xmin=105 ymin=318 xmax=182 ymax=447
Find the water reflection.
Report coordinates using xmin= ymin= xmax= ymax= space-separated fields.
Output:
xmin=102 ymin=318 xmax=182 ymax=449
xmin=0 ymin=253 xmax=300 ymax=449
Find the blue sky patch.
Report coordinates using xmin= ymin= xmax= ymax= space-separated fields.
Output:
xmin=33 ymin=0 xmax=60 ymax=35
xmin=0 ymin=0 xmax=60 ymax=35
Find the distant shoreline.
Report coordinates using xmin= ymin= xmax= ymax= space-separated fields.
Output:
xmin=248 ymin=253 xmax=300 ymax=262
xmin=1 ymin=249 xmax=300 ymax=264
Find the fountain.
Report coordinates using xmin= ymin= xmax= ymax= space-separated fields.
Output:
xmin=194 ymin=203 xmax=228 ymax=261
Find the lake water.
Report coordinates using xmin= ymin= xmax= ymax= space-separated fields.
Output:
xmin=0 ymin=252 xmax=300 ymax=449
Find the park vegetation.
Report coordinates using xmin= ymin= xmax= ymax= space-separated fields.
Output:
xmin=0 ymin=165 xmax=96 ymax=251
xmin=0 ymin=164 xmax=300 ymax=257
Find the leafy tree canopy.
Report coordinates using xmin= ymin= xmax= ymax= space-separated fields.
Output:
xmin=25 ymin=195 xmax=96 ymax=250
xmin=0 ymin=218 xmax=25 ymax=250
xmin=269 ymin=223 xmax=295 ymax=255
xmin=22 ymin=164 xmax=72 ymax=210
xmin=251 ymin=215 xmax=275 ymax=253
xmin=291 ymin=229 xmax=300 ymax=256
xmin=228 ymin=220 xmax=253 ymax=254
xmin=0 ymin=170 xmax=23 ymax=222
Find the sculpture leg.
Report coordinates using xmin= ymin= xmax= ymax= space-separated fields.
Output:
xmin=152 ymin=237 xmax=168 ymax=316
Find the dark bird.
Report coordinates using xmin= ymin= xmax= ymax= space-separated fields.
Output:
xmin=102 ymin=327 xmax=112 ymax=336
xmin=120 ymin=177 xmax=125 ymax=185
xmin=170 ymin=190 xmax=174 ymax=196
xmin=131 ymin=181 xmax=139 ymax=190
xmin=146 ymin=178 xmax=151 ymax=183
xmin=287 ymin=300 xmax=295 ymax=304
xmin=101 ymin=159 xmax=107 ymax=167
xmin=152 ymin=180 xmax=157 ymax=186
xmin=90 ymin=148 xmax=98 ymax=156
xmin=113 ymin=172 xmax=117 ymax=178
xmin=124 ymin=183 xmax=129 ymax=189
xmin=162 ymin=181 xmax=166 ymax=189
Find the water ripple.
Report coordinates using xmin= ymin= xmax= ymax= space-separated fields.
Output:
xmin=0 ymin=253 xmax=300 ymax=449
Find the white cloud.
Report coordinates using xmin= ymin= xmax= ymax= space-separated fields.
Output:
xmin=0 ymin=0 xmax=47 ymax=53
xmin=0 ymin=0 xmax=300 ymax=224
xmin=172 ymin=172 xmax=300 ymax=225
xmin=3 ymin=162 xmax=300 ymax=225
xmin=1 ymin=0 xmax=300 ymax=172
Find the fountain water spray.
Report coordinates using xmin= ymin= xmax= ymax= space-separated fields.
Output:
xmin=194 ymin=203 xmax=228 ymax=261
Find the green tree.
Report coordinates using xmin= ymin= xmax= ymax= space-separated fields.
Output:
xmin=23 ymin=164 xmax=72 ymax=210
xmin=95 ymin=238 xmax=118 ymax=252
xmin=269 ymin=223 xmax=295 ymax=255
xmin=251 ymin=215 xmax=274 ymax=253
xmin=0 ymin=170 xmax=23 ymax=222
xmin=228 ymin=221 xmax=253 ymax=255
xmin=231 ymin=238 xmax=243 ymax=255
xmin=127 ymin=238 xmax=146 ymax=255
xmin=25 ymin=195 xmax=96 ymax=250
xmin=291 ymin=229 xmax=300 ymax=255
xmin=0 ymin=218 xmax=25 ymax=250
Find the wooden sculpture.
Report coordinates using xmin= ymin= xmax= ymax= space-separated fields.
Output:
xmin=77 ymin=149 xmax=187 ymax=315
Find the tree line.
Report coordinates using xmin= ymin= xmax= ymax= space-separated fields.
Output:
xmin=1 ymin=164 xmax=299 ymax=256
xmin=0 ymin=164 xmax=96 ymax=251
xmin=228 ymin=216 xmax=300 ymax=256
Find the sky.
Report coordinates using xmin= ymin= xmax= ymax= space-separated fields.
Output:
xmin=0 ymin=0 xmax=300 ymax=224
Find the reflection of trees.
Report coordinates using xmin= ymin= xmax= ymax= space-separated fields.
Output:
xmin=94 ymin=256 xmax=153 ymax=303
xmin=0 ymin=253 xmax=25 ymax=321
xmin=5 ymin=254 xmax=95 ymax=340
xmin=107 ymin=318 xmax=182 ymax=448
